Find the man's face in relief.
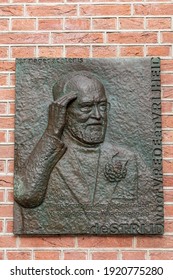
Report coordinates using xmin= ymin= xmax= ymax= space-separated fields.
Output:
xmin=65 ymin=76 xmax=108 ymax=145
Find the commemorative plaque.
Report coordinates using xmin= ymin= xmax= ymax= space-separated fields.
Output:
xmin=14 ymin=58 xmax=163 ymax=235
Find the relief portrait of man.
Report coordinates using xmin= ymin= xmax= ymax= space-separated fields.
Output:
xmin=14 ymin=59 xmax=163 ymax=235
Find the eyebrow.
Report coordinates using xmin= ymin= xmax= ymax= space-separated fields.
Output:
xmin=78 ymin=102 xmax=93 ymax=106
xmin=78 ymin=100 xmax=107 ymax=106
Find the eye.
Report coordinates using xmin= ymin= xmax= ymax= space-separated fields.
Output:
xmin=99 ymin=102 xmax=107 ymax=111
xmin=79 ymin=104 xmax=92 ymax=112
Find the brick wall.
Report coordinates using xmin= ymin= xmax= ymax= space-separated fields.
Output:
xmin=0 ymin=0 xmax=173 ymax=260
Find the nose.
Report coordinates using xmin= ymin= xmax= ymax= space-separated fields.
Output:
xmin=91 ymin=104 xmax=101 ymax=120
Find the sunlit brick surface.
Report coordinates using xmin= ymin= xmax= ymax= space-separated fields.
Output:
xmin=0 ymin=0 xmax=173 ymax=260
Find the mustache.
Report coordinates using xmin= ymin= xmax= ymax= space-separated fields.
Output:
xmin=86 ymin=122 xmax=103 ymax=126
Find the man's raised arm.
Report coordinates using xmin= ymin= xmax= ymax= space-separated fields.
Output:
xmin=14 ymin=93 xmax=77 ymax=208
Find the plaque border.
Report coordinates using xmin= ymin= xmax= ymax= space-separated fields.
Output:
xmin=13 ymin=57 xmax=164 ymax=235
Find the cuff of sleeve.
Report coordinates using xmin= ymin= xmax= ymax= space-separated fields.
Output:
xmin=44 ymin=132 xmax=65 ymax=150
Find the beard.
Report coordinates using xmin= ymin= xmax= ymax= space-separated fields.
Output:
xmin=65 ymin=118 xmax=106 ymax=145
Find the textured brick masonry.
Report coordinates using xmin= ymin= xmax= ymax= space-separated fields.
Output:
xmin=0 ymin=0 xmax=173 ymax=260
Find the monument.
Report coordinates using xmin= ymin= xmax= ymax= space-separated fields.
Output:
xmin=14 ymin=57 xmax=163 ymax=235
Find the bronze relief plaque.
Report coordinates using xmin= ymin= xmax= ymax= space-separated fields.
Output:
xmin=14 ymin=58 xmax=163 ymax=235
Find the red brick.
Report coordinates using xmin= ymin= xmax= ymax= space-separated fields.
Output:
xmin=0 ymin=236 xmax=16 ymax=247
xmin=11 ymin=47 xmax=35 ymax=58
xmin=93 ymin=18 xmax=116 ymax=30
xmin=134 ymin=4 xmax=173 ymax=16
xmin=0 ymin=33 xmax=49 ymax=44
xmin=163 ymin=159 xmax=173 ymax=173
xmin=0 ymin=219 xmax=3 ymax=231
xmin=93 ymin=0 xmax=143 ymax=1
xmin=162 ymin=32 xmax=173 ymax=43
xmin=136 ymin=236 xmax=173 ymax=248
xmin=0 ymin=251 xmax=4 ymax=260
xmin=0 ymin=220 xmax=3 ymax=233
xmin=0 ymin=47 xmax=8 ymax=59
xmin=8 ymin=131 xmax=14 ymax=143
xmin=147 ymin=46 xmax=171 ymax=57
xmin=13 ymin=0 xmax=36 ymax=2
xmin=163 ymin=145 xmax=173 ymax=157
xmin=12 ymin=0 xmax=36 ymax=2
xmin=119 ymin=18 xmax=144 ymax=29
xmin=6 ymin=220 xmax=13 ymax=233
xmin=162 ymin=116 xmax=173 ymax=128
xmin=0 ymin=220 xmax=3 ymax=232
xmin=122 ymin=251 xmax=146 ymax=260
xmin=107 ymin=32 xmax=157 ymax=44
xmin=7 ymin=190 xmax=13 ymax=203
xmin=0 ymin=19 xmax=9 ymax=31
xmin=91 ymin=251 xmax=118 ymax=260
xmin=0 ymin=176 xmax=13 ymax=187
xmin=38 ymin=47 xmax=63 ymax=57
xmin=34 ymin=250 xmax=60 ymax=260
xmin=0 ymin=61 xmax=15 ymax=72
xmin=19 ymin=237 xmax=75 ymax=247
xmin=165 ymin=205 xmax=173 ymax=217
xmin=162 ymin=74 xmax=173 ymax=85
xmin=66 ymin=46 xmax=89 ymax=58
xmin=162 ymin=102 xmax=173 ymax=113
xmin=165 ymin=220 xmax=173 ymax=233
xmin=164 ymin=190 xmax=173 ymax=203
xmin=92 ymin=46 xmax=117 ymax=58
xmin=0 ymin=145 xmax=14 ymax=158
xmin=38 ymin=19 xmax=63 ymax=30
xmin=0 ymin=75 xmax=8 ymax=87
xmin=146 ymin=0 xmax=173 ymax=1
xmin=162 ymin=87 xmax=173 ymax=99
xmin=163 ymin=176 xmax=173 ymax=187
xmin=12 ymin=19 xmax=36 ymax=31
xmin=7 ymin=160 xmax=14 ymax=174
xmin=26 ymin=5 xmax=77 ymax=16
xmin=0 ymin=89 xmax=15 ymax=101
xmin=65 ymin=18 xmax=90 ymax=30
xmin=0 ymin=101 xmax=9 ymax=113
xmin=0 ymin=5 xmax=23 ymax=16
xmin=0 ymin=118 xmax=14 ymax=129
xmin=147 ymin=18 xmax=171 ymax=30
xmin=0 ymin=161 xmax=5 ymax=174
xmin=39 ymin=0 xmax=64 ymax=2
xmin=0 ymin=102 xmax=7 ymax=114
xmin=77 ymin=236 xmax=133 ymax=248
xmin=0 ymin=205 xmax=13 ymax=217
xmin=67 ymin=0 xmax=88 ymax=2
xmin=163 ymin=131 xmax=173 ymax=142
xmin=80 ymin=5 xmax=130 ymax=16
xmin=161 ymin=60 xmax=173 ymax=71
xmin=0 ymin=131 xmax=6 ymax=143
xmin=120 ymin=46 xmax=144 ymax=57
xmin=52 ymin=33 xmax=103 ymax=44
xmin=150 ymin=251 xmax=173 ymax=260
xmin=8 ymin=103 xmax=15 ymax=115
xmin=7 ymin=251 xmax=32 ymax=260
xmin=64 ymin=251 xmax=87 ymax=260
xmin=10 ymin=74 xmax=15 ymax=87
xmin=0 ymin=190 xmax=4 ymax=202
